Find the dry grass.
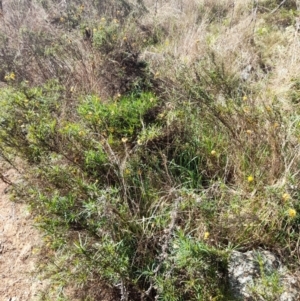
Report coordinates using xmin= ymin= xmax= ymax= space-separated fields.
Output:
xmin=139 ymin=0 xmax=300 ymax=177
xmin=141 ymin=0 xmax=300 ymax=102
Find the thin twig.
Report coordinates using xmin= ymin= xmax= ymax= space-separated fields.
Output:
xmin=270 ymin=0 xmax=287 ymax=14
xmin=144 ymin=192 xmax=181 ymax=299
xmin=0 ymin=172 xmax=12 ymax=185
xmin=251 ymin=0 xmax=258 ymax=37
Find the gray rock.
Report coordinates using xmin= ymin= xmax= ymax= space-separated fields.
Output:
xmin=240 ymin=64 xmax=253 ymax=81
xmin=228 ymin=250 xmax=299 ymax=301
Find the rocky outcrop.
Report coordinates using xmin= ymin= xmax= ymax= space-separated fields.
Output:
xmin=228 ymin=250 xmax=300 ymax=301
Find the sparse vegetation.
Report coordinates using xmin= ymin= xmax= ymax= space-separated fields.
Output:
xmin=1 ymin=0 xmax=300 ymax=300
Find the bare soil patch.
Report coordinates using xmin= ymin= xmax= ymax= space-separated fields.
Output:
xmin=0 ymin=168 xmax=46 ymax=301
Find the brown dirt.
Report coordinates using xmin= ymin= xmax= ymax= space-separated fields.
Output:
xmin=0 ymin=165 xmax=116 ymax=301
xmin=0 ymin=168 xmax=46 ymax=301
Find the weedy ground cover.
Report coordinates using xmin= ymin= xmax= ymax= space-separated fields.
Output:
xmin=1 ymin=0 xmax=300 ymax=300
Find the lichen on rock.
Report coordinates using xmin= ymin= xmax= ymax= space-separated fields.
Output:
xmin=228 ymin=250 xmax=300 ymax=301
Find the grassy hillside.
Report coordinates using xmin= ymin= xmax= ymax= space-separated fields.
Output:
xmin=1 ymin=0 xmax=300 ymax=300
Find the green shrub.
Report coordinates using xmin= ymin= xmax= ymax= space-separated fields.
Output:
xmin=2 ymin=1 xmax=300 ymax=300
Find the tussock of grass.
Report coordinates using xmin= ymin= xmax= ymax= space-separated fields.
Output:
xmin=1 ymin=0 xmax=300 ymax=300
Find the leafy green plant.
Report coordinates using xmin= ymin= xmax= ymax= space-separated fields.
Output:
xmin=155 ymin=232 xmax=232 ymax=301
xmin=78 ymin=92 xmax=158 ymax=140
xmin=249 ymin=253 xmax=284 ymax=301
xmin=92 ymin=18 xmax=120 ymax=52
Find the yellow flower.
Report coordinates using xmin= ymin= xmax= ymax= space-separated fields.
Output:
xmin=101 ymin=17 xmax=106 ymax=22
xmin=204 ymin=232 xmax=210 ymax=240
xmin=32 ymin=248 xmax=40 ymax=254
xmin=121 ymin=137 xmax=128 ymax=143
xmin=243 ymin=95 xmax=248 ymax=101
xmin=282 ymin=193 xmax=290 ymax=202
xmin=288 ymin=208 xmax=296 ymax=218
xmin=34 ymin=215 xmax=42 ymax=222
xmin=4 ymin=72 xmax=15 ymax=81
xmin=137 ymin=139 xmax=142 ymax=145
xmin=246 ymin=130 xmax=253 ymax=135
xmin=266 ymin=106 xmax=272 ymax=112
xmin=243 ymin=107 xmax=250 ymax=113
xmin=247 ymin=175 xmax=254 ymax=183
xmin=211 ymin=150 xmax=217 ymax=156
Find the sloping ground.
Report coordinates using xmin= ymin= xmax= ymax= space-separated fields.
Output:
xmin=1 ymin=0 xmax=300 ymax=300
xmin=0 ymin=167 xmax=46 ymax=301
